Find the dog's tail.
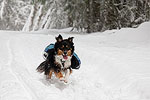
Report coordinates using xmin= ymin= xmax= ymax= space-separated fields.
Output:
xmin=36 ymin=61 xmax=47 ymax=73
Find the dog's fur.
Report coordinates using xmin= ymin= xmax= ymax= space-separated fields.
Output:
xmin=37 ymin=35 xmax=74 ymax=83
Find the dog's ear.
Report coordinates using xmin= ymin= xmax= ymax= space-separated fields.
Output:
xmin=56 ymin=34 xmax=63 ymax=42
xmin=68 ymin=37 xmax=74 ymax=42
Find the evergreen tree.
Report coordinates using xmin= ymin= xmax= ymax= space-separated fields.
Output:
xmin=64 ymin=0 xmax=150 ymax=33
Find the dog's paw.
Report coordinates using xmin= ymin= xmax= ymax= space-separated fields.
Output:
xmin=64 ymin=79 xmax=68 ymax=83
xmin=60 ymin=77 xmax=65 ymax=81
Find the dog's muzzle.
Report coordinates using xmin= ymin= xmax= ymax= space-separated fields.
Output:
xmin=63 ymin=54 xmax=68 ymax=60
xmin=63 ymin=51 xmax=68 ymax=59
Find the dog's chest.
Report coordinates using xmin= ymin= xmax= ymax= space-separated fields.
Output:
xmin=55 ymin=55 xmax=71 ymax=69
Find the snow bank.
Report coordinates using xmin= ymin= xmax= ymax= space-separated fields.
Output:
xmin=0 ymin=22 xmax=150 ymax=100
xmin=108 ymin=22 xmax=150 ymax=43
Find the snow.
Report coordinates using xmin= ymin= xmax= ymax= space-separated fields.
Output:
xmin=0 ymin=22 xmax=150 ymax=100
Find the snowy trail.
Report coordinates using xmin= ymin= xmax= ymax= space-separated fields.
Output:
xmin=8 ymin=38 xmax=40 ymax=100
xmin=0 ymin=22 xmax=150 ymax=100
xmin=0 ymin=33 xmax=32 ymax=100
xmin=0 ymin=32 xmax=111 ymax=100
xmin=7 ymin=33 xmax=109 ymax=100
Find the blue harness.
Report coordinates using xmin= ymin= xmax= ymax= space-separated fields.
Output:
xmin=44 ymin=44 xmax=55 ymax=52
xmin=44 ymin=44 xmax=81 ymax=65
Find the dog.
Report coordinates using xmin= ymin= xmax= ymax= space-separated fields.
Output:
xmin=37 ymin=34 xmax=77 ymax=83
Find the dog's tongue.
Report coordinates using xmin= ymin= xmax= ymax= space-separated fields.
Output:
xmin=63 ymin=55 xmax=68 ymax=60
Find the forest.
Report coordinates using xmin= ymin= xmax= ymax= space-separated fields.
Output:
xmin=0 ymin=0 xmax=150 ymax=33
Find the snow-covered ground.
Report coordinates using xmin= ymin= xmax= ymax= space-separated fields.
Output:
xmin=0 ymin=22 xmax=150 ymax=100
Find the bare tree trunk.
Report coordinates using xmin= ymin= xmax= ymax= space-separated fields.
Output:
xmin=22 ymin=4 xmax=37 ymax=31
xmin=86 ymin=0 xmax=91 ymax=33
xmin=40 ymin=8 xmax=51 ymax=29
xmin=33 ymin=5 xmax=43 ymax=31
xmin=0 ymin=0 xmax=6 ymax=20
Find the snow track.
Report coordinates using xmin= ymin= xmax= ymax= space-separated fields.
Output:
xmin=8 ymin=38 xmax=39 ymax=100
xmin=0 ymin=34 xmax=32 ymax=100
xmin=0 ymin=22 xmax=150 ymax=100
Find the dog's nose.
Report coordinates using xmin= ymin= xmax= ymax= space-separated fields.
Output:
xmin=64 ymin=51 xmax=67 ymax=55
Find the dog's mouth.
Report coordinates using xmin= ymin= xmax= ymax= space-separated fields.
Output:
xmin=63 ymin=55 xmax=68 ymax=60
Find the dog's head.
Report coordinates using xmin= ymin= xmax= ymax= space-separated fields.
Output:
xmin=54 ymin=34 xmax=74 ymax=60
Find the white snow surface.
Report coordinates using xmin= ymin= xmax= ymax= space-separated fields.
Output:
xmin=0 ymin=22 xmax=150 ymax=100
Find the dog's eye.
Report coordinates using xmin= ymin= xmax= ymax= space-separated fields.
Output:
xmin=66 ymin=45 xmax=71 ymax=50
xmin=60 ymin=45 xmax=64 ymax=50
xmin=62 ymin=45 xmax=64 ymax=48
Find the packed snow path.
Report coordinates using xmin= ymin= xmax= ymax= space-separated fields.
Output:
xmin=0 ymin=22 xmax=150 ymax=100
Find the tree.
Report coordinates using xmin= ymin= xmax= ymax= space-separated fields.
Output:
xmin=22 ymin=0 xmax=45 ymax=31
xmin=64 ymin=0 xmax=150 ymax=33
xmin=23 ymin=0 xmax=68 ymax=31
xmin=0 ymin=0 xmax=30 ymax=30
xmin=64 ymin=0 xmax=101 ymax=33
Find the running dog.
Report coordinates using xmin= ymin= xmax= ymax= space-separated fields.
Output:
xmin=37 ymin=34 xmax=80 ymax=83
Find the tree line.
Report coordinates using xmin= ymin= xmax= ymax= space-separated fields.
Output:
xmin=0 ymin=0 xmax=150 ymax=33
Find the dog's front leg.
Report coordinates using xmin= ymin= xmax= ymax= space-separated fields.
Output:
xmin=64 ymin=69 xmax=70 ymax=83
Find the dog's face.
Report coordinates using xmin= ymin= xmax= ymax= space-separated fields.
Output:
xmin=55 ymin=35 xmax=74 ymax=60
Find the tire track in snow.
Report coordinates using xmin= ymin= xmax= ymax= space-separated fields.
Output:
xmin=6 ymin=39 xmax=39 ymax=100
xmin=6 ymin=39 xmax=13 ymax=66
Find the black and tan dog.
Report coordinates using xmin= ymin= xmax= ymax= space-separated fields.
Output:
xmin=37 ymin=35 xmax=80 ymax=83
